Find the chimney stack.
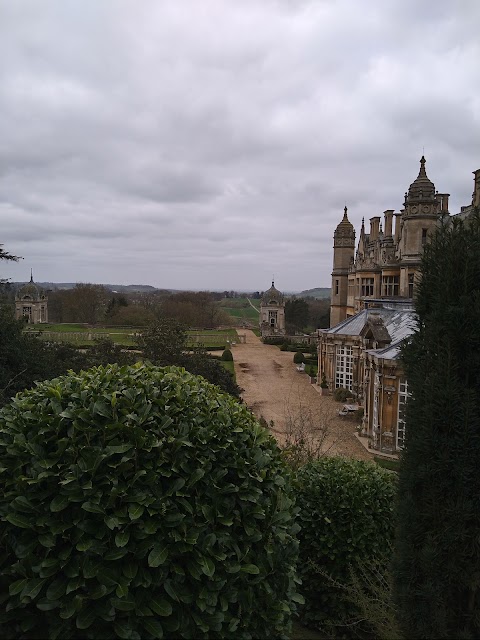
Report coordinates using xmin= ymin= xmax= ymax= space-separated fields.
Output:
xmin=394 ymin=213 xmax=402 ymax=243
xmin=473 ymin=170 xmax=480 ymax=208
xmin=369 ymin=216 xmax=380 ymax=241
xmin=435 ymin=193 xmax=450 ymax=213
xmin=383 ymin=210 xmax=394 ymax=237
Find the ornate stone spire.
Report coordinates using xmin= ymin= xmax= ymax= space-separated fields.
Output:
xmin=334 ymin=206 xmax=355 ymax=247
xmin=406 ymin=156 xmax=436 ymax=205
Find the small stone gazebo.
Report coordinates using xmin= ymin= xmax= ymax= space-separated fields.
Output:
xmin=260 ymin=281 xmax=285 ymax=338
xmin=15 ymin=272 xmax=48 ymax=324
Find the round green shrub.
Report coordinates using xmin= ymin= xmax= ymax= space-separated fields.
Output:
xmin=333 ymin=387 xmax=351 ymax=402
xmin=295 ymin=457 xmax=397 ymax=634
xmin=293 ymin=352 xmax=305 ymax=365
xmin=220 ymin=348 xmax=233 ymax=361
xmin=0 ymin=363 xmax=301 ymax=639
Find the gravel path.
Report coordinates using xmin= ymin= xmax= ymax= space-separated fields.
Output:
xmin=233 ymin=330 xmax=373 ymax=461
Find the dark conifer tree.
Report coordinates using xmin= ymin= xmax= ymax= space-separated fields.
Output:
xmin=394 ymin=212 xmax=480 ymax=639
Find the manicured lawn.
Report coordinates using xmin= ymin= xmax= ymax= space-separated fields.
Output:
xmin=187 ymin=329 xmax=238 ymax=349
xmin=189 ymin=328 xmax=238 ymax=336
xmin=218 ymin=298 xmax=260 ymax=322
xmin=24 ymin=324 xmax=138 ymax=346
xmin=25 ymin=325 xmax=238 ymax=349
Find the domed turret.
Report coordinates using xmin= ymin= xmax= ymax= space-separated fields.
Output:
xmin=15 ymin=271 xmax=48 ymax=323
xmin=261 ymin=281 xmax=284 ymax=306
xmin=17 ymin=272 xmax=45 ymax=300
xmin=404 ymin=156 xmax=437 ymax=211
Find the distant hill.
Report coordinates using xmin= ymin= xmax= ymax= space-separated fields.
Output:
xmin=12 ymin=282 xmax=169 ymax=293
xmin=298 ymin=287 xmax=331 ymax=299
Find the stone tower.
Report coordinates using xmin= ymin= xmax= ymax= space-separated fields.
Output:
xmin=330 ymin=207 xmax=355 ymax=326
xmin=259 ymin=281 xmax=286 ymax=337
xmin=399 ymin=156 xmax=445 ymax=296
xmin=15 ymin=272 xmax=48 ymax=324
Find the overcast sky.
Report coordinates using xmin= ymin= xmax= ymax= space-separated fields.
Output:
xmin=1 ymin=0 xmax=479 ymax=292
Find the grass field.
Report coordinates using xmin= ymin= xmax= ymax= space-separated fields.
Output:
xmin=25 ymin=323 xmax=121 ymax=333
xmin=187 ymin=330 xmax=238 ymax=349
xmin=217 ymin=298 xmax=260 ymax=323
xmin=25 ymin=324 xmax=238 ymax=349
xmin=25 ymin=324 xmax=137 ymax=346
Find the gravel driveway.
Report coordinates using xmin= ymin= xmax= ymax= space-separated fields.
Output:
xmin=233 ymin=330 xmax=372 ymax=461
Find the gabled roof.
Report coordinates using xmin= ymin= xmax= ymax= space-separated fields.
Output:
xmin=360 ymin=316 xmax=391 ymax=343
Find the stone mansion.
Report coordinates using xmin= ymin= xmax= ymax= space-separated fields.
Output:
xmin=318 ymin=159 xmax=480 ymax=454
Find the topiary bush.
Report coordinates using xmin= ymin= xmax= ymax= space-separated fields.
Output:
xmin=295 ymin=457 xmax=397 ymax=636
xmin=220 ymin=348 xmax=233 ymax=361
xmin=0 ymin=363 xmax=301 ymax=640
xmin=293 ymin=351 xmax=305 ymax=365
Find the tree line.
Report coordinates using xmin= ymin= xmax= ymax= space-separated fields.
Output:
xmin=285 ymin=296 xmax=330 ymax=333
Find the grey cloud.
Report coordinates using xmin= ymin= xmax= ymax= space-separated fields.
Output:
xmin=1 ymin=0 xmax=479 ymax=291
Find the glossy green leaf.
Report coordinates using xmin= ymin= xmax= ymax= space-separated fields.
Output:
xmin=81 ymin=501 xmax=104 ymax=514
xmin=46 ymin=578 xmax=67 ymax=601
xmin=76 ymin=605 xmax=97 ymax=629
xmin=149 ymin=596 xmax=172 ymax=617
xmin=38 ymin=533 xmax=56 ymax=548
xmin=90 ymin=583 xmax=107 ymax=600
xmin=163 ymin=580 xmax=179 ymax=602
xmin=200 ymin=557 xmax=215 ymax=577
xmin=105 ymin=516 xmax=119 ymax=530
xmin=50 ymin=494 xmax=69 ymax=512
xmin=106 ymin=444 xmax=134 ymax=454
xmin=143 ymin=618 xmax=164 ymax=638
xmin=114 ymin=621 xmax=133 ymax=639
xmin=128 ymin=504 xmax=144 ymax=520
xmin=115 ymin=530 xmax=130 ymax=547
xmin=122 ymin=561 xmax=138 ymax=580
xmin=21 ymin=578 xmax=46 ymax=601
xmin=111 ymin=597 xmax=136 ymax=611
xmin=60 ymin=598 xmax=79 ymax=620
xmin=241 ymin=564 xmax=260 ymax=574
xmin=5 ymin=512 xmax=32 ymax=528
xmin=37 ymin=598 xmax=61 ymax=611
xmin=148 ymin=545 xmax=168 ymax=567
xmin=9 ymin=578 xmax=28 ymax=596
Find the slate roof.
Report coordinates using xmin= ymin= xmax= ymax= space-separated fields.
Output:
xmin=326 ymin=302 xmax=417 ymax=361
xmin=360 ymin=316 xmax=391 ymax=343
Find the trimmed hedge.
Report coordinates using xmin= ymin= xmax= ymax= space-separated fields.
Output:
xmin=220 ymin=348 xmax=233 ymax=361
xmin=295 ymin=457 xmax=397 ymax=635
xmin=262 ymin=336 xmax=285 ymax=345
xmin=0 ymin=363 xmax=301 ymax=639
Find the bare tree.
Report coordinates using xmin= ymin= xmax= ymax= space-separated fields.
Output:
xmin=280 ymin=396 xmax=341 ymax=469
